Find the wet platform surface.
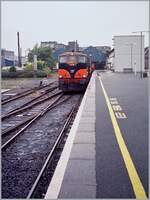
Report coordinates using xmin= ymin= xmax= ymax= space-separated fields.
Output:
xmin=45 ymin=71 xmax=148 ymax=199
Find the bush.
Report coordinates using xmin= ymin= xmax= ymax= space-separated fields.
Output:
xmin=43 ymin=67 xmax=51 ymax=76
xmin=25 ymin=63 xmax=34 ymax=71
xmin=35 ymin=70 xmax=47 ymax=77
xmin=2 ymin=68 xmax=9 ymax=73
xmin=18 ymin=71 xmax=34 ymax=78
xmin=25 ymin=61 xmax=47 ymax=71
xmin=37 ymin=60 xmax=46 ymax=70
xmin=24 ymin=63 xmax=34 ymax=72
xmin=9 ymin=66 xmax=16 ymax=72
xmin=2 ymin=71 xmax=21 ymax=78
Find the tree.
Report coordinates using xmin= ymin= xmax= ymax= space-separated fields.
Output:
xmin=28 ymin=44 xmax=56 ymax=69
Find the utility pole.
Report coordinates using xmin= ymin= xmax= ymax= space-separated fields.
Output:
xmin=132 ymin=31 xmax=149 ymax=78
xmin=17 ymin=32 xmax=22 ymax=68
xmin=131 ymin=44 xmax=133 ymax=71
xmin=34 ymin=55 xmax=37 ymax=71
xmin=33 ymin=55 xmax=37 ymax=78
xmin=134 ymin=61 xmax=137 ymax=76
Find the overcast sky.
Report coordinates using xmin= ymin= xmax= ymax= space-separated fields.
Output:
xmin=2 ymin=1 xmax=149 ymax=55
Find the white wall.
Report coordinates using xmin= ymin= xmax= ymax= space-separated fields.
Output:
xmin=107 ymin=51 xmax=114 ymax=69
xmin=114 ymin=35 xmax=144 ymax=72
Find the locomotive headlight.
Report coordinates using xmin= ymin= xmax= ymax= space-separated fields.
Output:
xmin=59 ymin=75 xmax=62 ymax=78
xmin=83 ymin=74 xmax=87 ymax=78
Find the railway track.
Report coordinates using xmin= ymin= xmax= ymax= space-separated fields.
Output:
xmin=2 ymin=93 xmax=82 ymax=199
xmin=27 ymin=102 xmax=80 ymax=199
xmin=2 ymin=86 xmax=60 ymax=120
xmin=2 ymin=83 xmax=58 ymax=116
xmin=2 ymin=91 xmax=65 ymax=147
xmin=1 ymin=88 xmax=62 ymax=137
xmin=2 ymin=81 xmax=57 ymax=105
xmin=1 ymin=81 xmax=57 ymax=105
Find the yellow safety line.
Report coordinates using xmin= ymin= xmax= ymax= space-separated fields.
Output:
xmin=99 ymin=76 xmax=147 ymax=199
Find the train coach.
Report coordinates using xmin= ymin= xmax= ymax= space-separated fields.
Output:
xmin=58 ymin=51 xmax=94 ymax=92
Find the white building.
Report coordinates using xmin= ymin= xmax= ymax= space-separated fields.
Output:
xmin=113 ymin=35 xmax=144 ymax=73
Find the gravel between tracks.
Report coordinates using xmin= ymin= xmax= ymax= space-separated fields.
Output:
xmin=2 ymin=94 xmax=82 ymax=198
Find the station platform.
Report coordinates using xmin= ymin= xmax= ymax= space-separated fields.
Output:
xmin=45 ymin=71 xmax=148 ymax=199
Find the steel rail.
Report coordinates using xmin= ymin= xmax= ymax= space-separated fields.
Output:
xmin=26 ymin=106 xmax=76 ymax=199
xmin=2 ymin=95 xmax=72 ymax=137
xmin=1 ymin=93 xmax=64 ymax=150
xmin=2 ymin=85 xmax=58 ymax=116
xmin=2 ymin=89 xmax=39 ymax=105
xmin=45 ymin=95 xmax=72 ymax=111
xmin=2 ymin=115 xmax=36 ymax=136
xmin=2 ymin=81 xmax=57 ymax=105
xmin=2 ymin=90 xmax=62 ymax=120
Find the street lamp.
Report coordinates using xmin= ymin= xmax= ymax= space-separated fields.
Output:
xmin=132 ymin=31 xmax=149 ymax=78
xmin=89 ymin=54 xmax=92 ymax=66
xmin=133 ymin=61 xmax=137 ymax=76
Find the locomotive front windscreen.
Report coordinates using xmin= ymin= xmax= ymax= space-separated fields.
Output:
xmin=59 ymin=55 xmax=87 ymax=63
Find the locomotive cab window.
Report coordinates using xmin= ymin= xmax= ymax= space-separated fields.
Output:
xmin=69 ymin=56 xmax=77 ymax=62
xmin=78 ymin=56 xmax=87 ymax=63
xmin=59 ymin=56 xmax=77 ymax=63
xmin=59 ymin=56 xmax=68 ymax=63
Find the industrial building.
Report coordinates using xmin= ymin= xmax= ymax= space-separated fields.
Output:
xmin=40 ymin=41 xmax=57 ymax=49
xmin=95 ymin=46 xmax=111 ymax=53
xmin=113 ymin=35 xmax=144 ymax=73
xmin=1 ymin=49 xmax=15 ymax=67
xmin=66 ymin=41 xmax=79 ymax=51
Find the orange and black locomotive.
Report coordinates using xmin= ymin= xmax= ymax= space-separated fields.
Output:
xmin=58 ymin=51 xmax=93 ymax=92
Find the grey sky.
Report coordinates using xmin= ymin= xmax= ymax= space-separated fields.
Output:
xmin=2 ymin=1 xmax=149 ymax=55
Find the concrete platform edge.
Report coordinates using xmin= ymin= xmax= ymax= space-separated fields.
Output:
xmin=45 ymin=73 xmax=96 ymax=199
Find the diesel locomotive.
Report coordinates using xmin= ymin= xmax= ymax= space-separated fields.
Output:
xmin=58 ymin=51 xmax=94 ymax=92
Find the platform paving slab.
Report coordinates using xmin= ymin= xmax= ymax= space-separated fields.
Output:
xmin=81 ymin=112 xmax=95 ymax=118
xmin=59 ymin=183 xmax=96 ymax=198
xmin=77 ymin=123 xmax=95 ymax=132
xmin=79 ymin=117 xmax=95 ymax=123
xmin=60 ymin=159 xmax=96 ymax=185
xmin=70 ymin=143 xmax=95 ymax=159
xmin=74 ymin=131 xmax=95 ymax=144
